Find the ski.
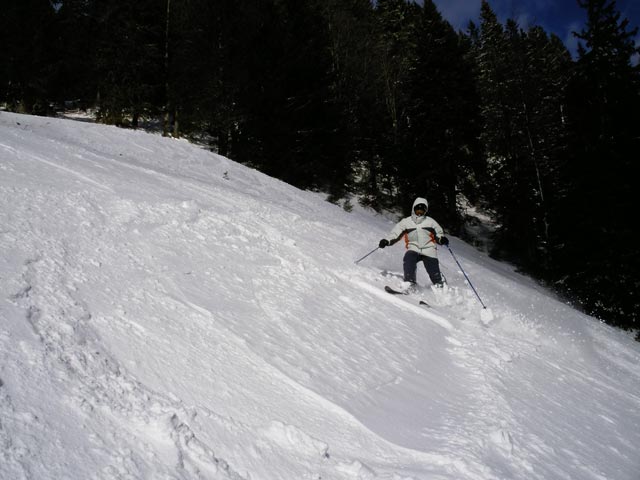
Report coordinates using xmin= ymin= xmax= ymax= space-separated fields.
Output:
xmin=384 ymin=286 xmax=431 ymax=307
xmin=384 ymin=285 xmax=406 ymax=295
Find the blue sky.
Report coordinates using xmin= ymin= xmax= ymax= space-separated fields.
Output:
xmin=431 ymin=0 xmax=640 ymax=57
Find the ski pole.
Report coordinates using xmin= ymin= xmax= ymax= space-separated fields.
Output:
xmin=446 ymin=245 xmax=488 ymax=309
xmin=354 ymin=247 xmax=379 ymax=264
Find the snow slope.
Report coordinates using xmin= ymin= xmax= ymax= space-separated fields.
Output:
xmin=1 ymin=111 xmax=639 ymax=480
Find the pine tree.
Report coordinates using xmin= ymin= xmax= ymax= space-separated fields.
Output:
xmin=163 ymin=0 xmax=256 ymax=145
xmin=519 ymin=27 xmax=573 ymax=269
xmin=320 ymin=0 xmax=378 ymax=203
xmin=93 ymin=0 xmax=165 ymax=126
xmin=403 ymin=0 xmax=482 ymax=228
xmin=555 ymin=0 xmax=640 ymax=330
xmin=232 ymin=0 xmax=343 ymax=192
xmin=0 ymin=0 xmax=57 ymax=114
xmin=471 ymin=1 xmax=572 ymax=273
xmin=51 ymin=0 xmax=101 ymax=109
xmin=353 ymin=0 xmax=420 ymax=210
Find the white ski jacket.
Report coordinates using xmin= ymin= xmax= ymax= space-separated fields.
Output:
xmin=384 ymin=197 xmax=445 ymax=258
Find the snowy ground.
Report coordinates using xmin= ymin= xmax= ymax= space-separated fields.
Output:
xmin=1 ymin=111 xmax=639 ymax=480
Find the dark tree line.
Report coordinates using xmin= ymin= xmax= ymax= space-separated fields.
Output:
xmin=1 ymin=0 xmax=637 ymax=335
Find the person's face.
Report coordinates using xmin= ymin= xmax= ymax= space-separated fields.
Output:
xmin=414 ymin=204 xmax=426 ymax=216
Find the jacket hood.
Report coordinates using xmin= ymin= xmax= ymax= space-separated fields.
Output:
xmin=412 ymin=197 xmax=428 ymax=211
xmin=411 ymin=197 xmax=429 ymax=223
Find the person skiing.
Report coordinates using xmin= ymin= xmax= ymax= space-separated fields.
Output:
xmin=378 ymin=197 xmax=448 ymax=292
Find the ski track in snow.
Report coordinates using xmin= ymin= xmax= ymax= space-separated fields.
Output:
xmin=2 ymin=112 xmax=640 ymax=480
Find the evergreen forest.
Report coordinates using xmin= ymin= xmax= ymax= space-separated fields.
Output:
xmin=1 ymin=0 xmax=638 ymax=336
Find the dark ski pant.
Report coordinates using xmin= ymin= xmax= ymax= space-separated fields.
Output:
xmin=403 ymin=250 xmax=443 ymax=285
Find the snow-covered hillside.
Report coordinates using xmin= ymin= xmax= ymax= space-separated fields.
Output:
xmin=1 ymin=111 xmax=639 ymax=480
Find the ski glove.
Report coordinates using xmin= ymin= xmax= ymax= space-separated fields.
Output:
xmin=379 ymin=239 xmax=389 ymax=248
xmin=438 ymin=236 xmax=449 ymax=246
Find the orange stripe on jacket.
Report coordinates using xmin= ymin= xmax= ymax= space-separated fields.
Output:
xmin=404 ymin=229 xmax=436 ymax=249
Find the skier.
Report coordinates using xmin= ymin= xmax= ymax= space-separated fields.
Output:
xmin=378 ymin=197 xmax=448 ymax=292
